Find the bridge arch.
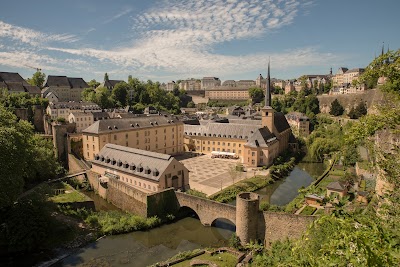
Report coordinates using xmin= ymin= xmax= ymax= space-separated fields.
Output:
xmin=175 ymin=192 xmax=236 ymax=226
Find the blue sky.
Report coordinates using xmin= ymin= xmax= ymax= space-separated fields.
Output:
xmin=0 ymin=0 xmax=399 ymax=83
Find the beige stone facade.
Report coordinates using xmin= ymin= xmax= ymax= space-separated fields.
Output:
xmin=91 ymin=144 xmax=189 ymax=193
xmin=82 ymin=116 xmax=184 ymax=161
xmin=68 ymin=112 xmax=94 ymax=133
xmin=46 ymin=101 xmax=101 ymax=120
xmin=285 ymin=112 xmax=310 ymax=137
xmin=205 ymin=87 xmax=250 ymax=100
xmin=43 ymin=76 xmax=88 ymax=102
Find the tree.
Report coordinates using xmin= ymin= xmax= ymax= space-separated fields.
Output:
xmin=104 ymin=72 xmax=109 ymax=82
xmin=248 ymin=87 xmax=265 ymax=103
xmin=27 ymin=71 xmax=46 ymax=89
xmin=81 ymin=88 xmax=96 ymax=102
xmin=111 ymin=82 xmax=129 ymax=107
xmin=348 ymin=101 xmax=367 ymax=119
xmin=95 ymin=87 xmax=113 ymax=109
xmin=187 ymin=101 xmax=195 ymax=108
xmin=87 ymin=79 xmax=100 ymax=89
xmin=329 ymin=99 xmax=344 ymax=116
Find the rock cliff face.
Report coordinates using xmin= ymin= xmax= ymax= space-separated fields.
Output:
xmin=317 ymin=89 xmax=384 ymax=114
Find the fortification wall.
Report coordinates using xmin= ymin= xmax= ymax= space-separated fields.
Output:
xmin=317 ymin=89 xmax=382 ymax=114
xmin=262 ymin=212 xmax=315 ymax=247
xmin=107 ymin=178 xmax=148 ymax=217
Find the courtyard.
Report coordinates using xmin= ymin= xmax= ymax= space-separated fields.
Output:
xmin=177 ymin=153 xmax=255 ymax=196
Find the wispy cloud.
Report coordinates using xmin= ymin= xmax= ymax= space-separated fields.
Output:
xmin=0 ymin=0 xmax=337 ymax=80
xmin=104 ymin=8 xmax=132 ymax=24
xmin=0 ymin=20 xmax=79 ymax=46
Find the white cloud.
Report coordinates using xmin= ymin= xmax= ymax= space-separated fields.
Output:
xmin=104 ymin=8 xmax=133 ymax=24
xmin=0 ymin=20 xmax=78 ymax=46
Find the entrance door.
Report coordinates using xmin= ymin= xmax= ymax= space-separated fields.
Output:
xmin=172 ymin=176 xmax=179 ymax=189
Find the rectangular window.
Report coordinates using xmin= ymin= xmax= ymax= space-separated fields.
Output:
xmin=218 ymin=142 xmax=220 ymax=145
xmin=213 ymin=141 xmax=215 ymax=145
xmin=207 ymin=147 xmax=210 ymax=151
xmin=228 ymin=143 xmax=230 ymax=146
xmin=114 ymin=135 xmax=117 ymax=140
xmin=233 ymin=143 xmax=236 ymax=147
xmin=222 ymin=142 xmax=225 ymax=146
xmin=136 ymin=132 xmax=139 ymax=137
xmin=178 ymin=170 xmax=182 ymax=175
xmin=92 ymin=136 xmax=94 ymax=141
xmin=126 ymin=133 xmax=128 ymax=139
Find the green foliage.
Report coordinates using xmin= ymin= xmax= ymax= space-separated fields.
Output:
xmin=299 ymin=205 xmax=316 ymax=215
xmin=111 ymin=81 xmax=129 ymax=107
xmin=187 ymin=101 xmax=195 ymax=108
xmin=207 ymin=99 xmax=248 ymax=107
xmin=56 ymin=117 xmax=66 ymax=123
xmin=186 ymin=189 xmax=207 ymax=199
xmin=210 ymin=176 xmax=273 ymax=203
xmin=329 ymin=98 xmax=344 ymax=116
xmin=348 ymin=101 xmax=368 ymax=119
xmin=0 ymin=89 xmax=48 ymax=109
xmin=0 ymin=105 xmax=63 ymax=209
xmin=229 ymin=233 xmax=241 ymax=249
xmin=104 ymin=72 xmax=109 ymax=82
xmin=27 ymin=71 xmax=46 ymax=88
xmin=248 ymin=87 xmax=265 ymax=103
xmin=85 ymin=210 xmax=161 ymax=235
xmin=342 ymin=144 xmax=360 ymax=166
xmin=87 ymin=79 xmax=100 ymax=89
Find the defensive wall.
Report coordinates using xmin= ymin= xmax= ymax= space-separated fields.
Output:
xmin=87 ymin=174 xmax=314 ymax=245
xmin=317 ymin=89 xmax=383 ymax=114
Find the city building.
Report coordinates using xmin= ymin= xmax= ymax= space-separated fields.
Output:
xmin=68 ymin=112 xmax=94 ymax=133
xmin=332 ymin=67 xmax=364 ymax=87
xmin=98 ymin=80 xmax=124 ymax=91
xmin=91 ymin=144 xmax=189 ymax=193
xmin=205 ymin=87 xmax=250 ymax=100
xmin=82 ymin=115 xmax=184 ymax=161
xmin=179 ymin=79 xmax=201 ymax=91
xmin=46 ymin=101 xmax=101 ymax=120
xmin=201 ymin=77 xmax=221 ymax=89
xmin=0 ymin=72 xmax=41 ymax=97
xmin=43 ymin=76 xmax=88 ymax=102
xmin=184 ymin=63 xmax=295 ymax=167
xmin=166 ymin=81 xmax=176 ymax=91
xmin=285 ymin=112 xmax=310 ymax=137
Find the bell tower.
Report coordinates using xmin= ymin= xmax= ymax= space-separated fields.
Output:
xmin=261 ymin=61 xmax=275 ymax=134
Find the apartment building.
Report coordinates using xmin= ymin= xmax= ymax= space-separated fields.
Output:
xmin=179 ymin=79 xmax=201 ymax=91
xmin=201 ymin=77 xmax=221 ymax=89
xmin=205 ymin=87 xmax=250 ymax=100
xmin=285 ymin=112 xmax=310 ymax=137
xmin=43 ymin=76 xmax=88 ymax=102
xmin=0 ymin=72 xmax=41 ymax=96
xmin=332 ymin=67 xmax=365 ymax=86
xmin=46 ymin=101 xmax=101 ymax=120
xmin=91 ymin=144 xmax=189 ymax=193
xmin=82 ymin=115 xmax=184 ymax=161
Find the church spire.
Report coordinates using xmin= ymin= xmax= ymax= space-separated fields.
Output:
xmin=265 ymin=59 xmax=271 ymax=107
xmin=381 ymin=42 xmax=385 ymax=57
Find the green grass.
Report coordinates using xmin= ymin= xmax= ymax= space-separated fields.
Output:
xmin=357 ymin=161 xmax=370 ymax=170
xmin=49 ymin=183 xmax=89 ymax=203
xmin=329 ymin=168 xmax=345 ymax=177
xmin=173 ymin=252 xmax=237 ymax=267
xmin=317 ymin=175 xmax=339 ymax=190
xmin=314 ymin=209 xmax=325 ymax=215
xmin=210 ymin=175 xmax=273 ymax=203
xmin=300 ymin=206 xmax=317 ymax=215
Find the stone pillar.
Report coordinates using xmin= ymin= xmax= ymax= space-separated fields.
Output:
xmin=236 ymin=192 xmax=259 ymax=244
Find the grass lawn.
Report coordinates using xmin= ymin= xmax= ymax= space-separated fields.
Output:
xmin=173 ymin=252 xmax=237 ymax=267
xmin=300 ymin=206 xmax=317 ymax=215
xmin=329 ymin=168 xmax=345 ymax=177
xmin=317 ymin=175 xmax=339 ymax=190
xmin=49 ymin=182 xmax=90 ymax=203
xmin=314 ymin=209 xmax=325 ymax=215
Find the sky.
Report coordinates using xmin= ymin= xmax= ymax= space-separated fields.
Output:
xmin=0 ymin=0 xmax=399 ymax=83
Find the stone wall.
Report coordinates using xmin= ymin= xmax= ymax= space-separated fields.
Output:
xmin=107 ymin=178 xmax=148 ymax=217
xmin=175 ymin=192 xmax=236 ymax=226
xmin=147 ymin=188 xmax=180 ymax=218
xmin=317 ymin=89 xmax=383 ymax=114
xmin=262 ymin=211 xmax=315 ymax=248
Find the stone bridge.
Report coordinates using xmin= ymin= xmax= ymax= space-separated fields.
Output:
xmin=175 ymin=192 xmax=236 ymax=226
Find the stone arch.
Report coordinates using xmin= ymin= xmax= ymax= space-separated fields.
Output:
xmin=211 ymin=217 xmax=236 ymax=232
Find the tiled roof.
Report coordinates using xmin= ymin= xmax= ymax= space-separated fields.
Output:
xmin=24 ymin=85 xmax=41 ymax=94
xmin=93 ymin=144 xmax=176 ymax=181
xmin=83 ymin=115 xmax=182 ymax=134
xmin=93 ymin=112 xmax=110 ymax=119
xmin=327 ymin=181 xmax=346 ymax=191
xmin=0 ymin=72 xmax=28 ymax=84
xmin=184 ymin=122 xmax=260 ymax=140
xmin=274 ymin=112 xmax=291 ymax=133
xmin=45 ymin=76 xmax=70 ymax=87
xmin=5 ymin=82 xmax=25 ymax=93
xmin=49 ymin=101 xmax=100 ymax=110
xmin=103 ymin=80 xmax=124 ymax=88
xmin=245 ymin=127 xmax=276 ymax=148
xmin=68 ymin=77 xmax=89 ymax=88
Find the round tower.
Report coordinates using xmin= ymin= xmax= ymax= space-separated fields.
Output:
xmin=236 ymin=192 xmax=259 ymax=244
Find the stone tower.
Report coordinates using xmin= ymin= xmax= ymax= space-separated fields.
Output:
xmin=236 ymin=192 xmax=259 ymax=244
xmin=261 ymin=61 xmax=275 ymax=134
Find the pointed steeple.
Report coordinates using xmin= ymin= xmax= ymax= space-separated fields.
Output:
xmin=265 ymin=59 xmax=271 ymax=107
xmin=381 ymin=42 xmax=385 ymax=57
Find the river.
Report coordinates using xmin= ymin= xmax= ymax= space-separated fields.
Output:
xmin=56 ymin=161 xmax=325 ymax=267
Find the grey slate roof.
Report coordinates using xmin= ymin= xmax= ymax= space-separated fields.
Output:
xmin=0 ymin=72 xmax=40 ymax=94
xmin=327 ymin=181 xmax=346 ymax=191
xmin=49 ymin=101 xmax=100 ymax=110
xmin=184 ymin=122 xmax=261 ymax=140
xmin=83 ymin=115 xmax=182 ymax=134
xmin=45 ymin=76 xmax=88 ymax=88
xmin=93 ymin=112 xmax=110 ymax=120
xmin=45 ymin=76 xmax=70 ymax=87
xmin=68 ymin=77 xmax=89 ymax=88
xmin=93 ymin=144 xmax=175 ymax=181
xmin=274 ymin=112 xmax=291 ymax=133
xmin=245 ymin=127 xmax=276 ymax=148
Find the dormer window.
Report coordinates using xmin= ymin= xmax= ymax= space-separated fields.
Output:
xmin=108 ymin=126 xmax=112 ymax=130
xmin=114 ymin=125 xmax=118 ymax=129
xmin=130 ymin=163 xmax=136 ymax=171
xmin=145 ymin=166 xmax=151 ymax=174
xmin=111 ymin=158 xmax=116 ymax=165
xmin=136 ymin=123 xmax=139 ymax=127
xmin=137 ymin=164 xmax=143 ymax=172
xmin=153 ymin=168 xmax=159 ymax=176
xmin=117 ymin=160 xmax=122 ymax=167
xmin=94 ymin=154 xmax=99 ymax=160
xmin=123 ymin=161 xmax=129 ymax=168
xmin=100 ymin=155 xmax=105 ymax=161
xmin=105 ymin=156 xmax=110 ymax=163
